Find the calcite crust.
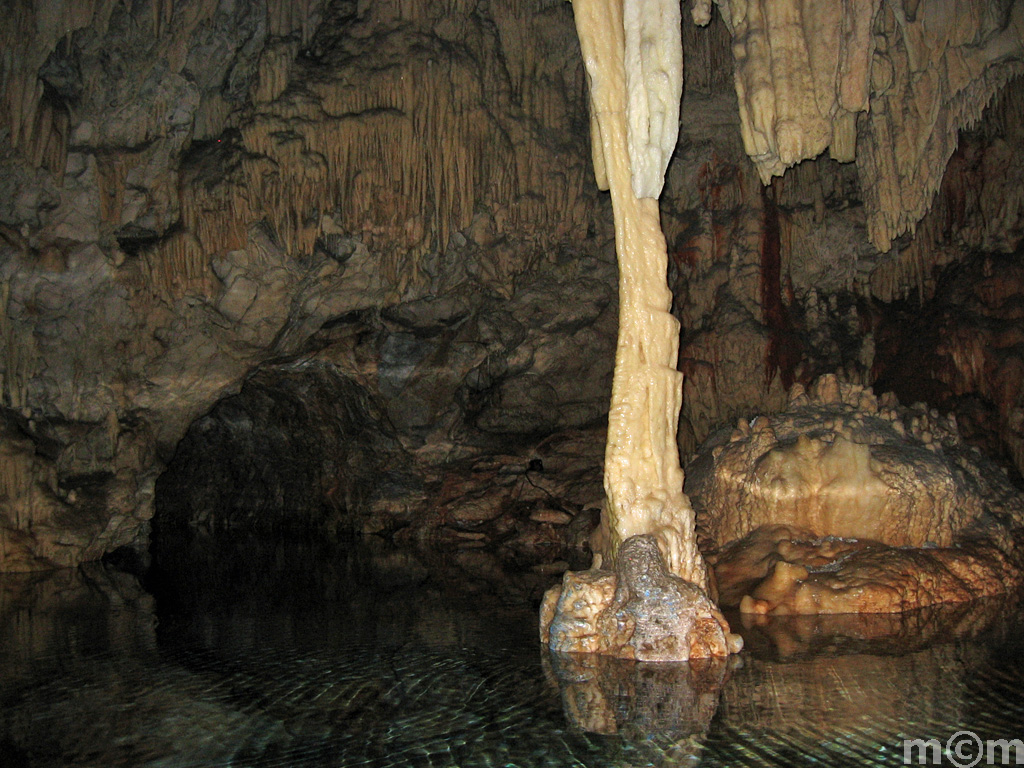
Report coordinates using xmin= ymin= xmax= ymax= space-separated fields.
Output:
xmin=688 ymin=375 xmax=1024 ymax=614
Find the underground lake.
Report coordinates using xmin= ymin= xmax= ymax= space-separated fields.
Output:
xmin=2 ymin=532 xmax=1022 ymax=768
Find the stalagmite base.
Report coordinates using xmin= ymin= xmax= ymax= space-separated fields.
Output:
xmin=539 ymin=0 xmax=739 ymax=660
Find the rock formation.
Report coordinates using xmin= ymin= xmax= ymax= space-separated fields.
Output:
xmin=540 ymin=534 xmax=741 ymax=659
xmin=874 ymin=250 xmax=1024 ymax=483
xmin=1 ymin=0 xmax=1023 ymax=598
xmin=0 ymin=0 xmax=608 ymax=570
xmin=703 ymin=0 xmax=1024 ymax=252
xmin=687 ymin=374 xmax=1024 ymax=614
xmin=539 ymin=0 xmax=746 ymax=661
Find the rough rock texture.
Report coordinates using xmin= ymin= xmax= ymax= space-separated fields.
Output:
xmin=0 ymin=0 xmax=610 ymax=570
xmin=710 ymin=0 xmax=1024 ymax=251
xmin=158 ymin=379 xmax=609 ymax=571
xmin=687 ymin=374 xmax=1024 ymax=614
xmin=571 ymin=0 xmax=706 ymax=587
xmin=539 ymin=535 xmax=741 ymax=660
xmin=875 ymin=249 xmax=1024 ymax=479
xmin=2 ymin=0 xmax=1024 ymax=574
xmin=672 ymin=23 xmax=1024 ymax=462
xmin=154 ymin=364 xmax=416 ymax=534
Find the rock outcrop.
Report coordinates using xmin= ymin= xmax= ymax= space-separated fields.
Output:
xmin=539 ymin=534 xmax=742 ymax=660
xmin=0 ymin=0 xmax=608 ymax=570
xmin=687 ymin=374 xmax=1024 ymax=614
xmin=2 ymin=0 xmax=1024 ymax=577
xmin=875 ymin=249 xmax=1024 ymax=480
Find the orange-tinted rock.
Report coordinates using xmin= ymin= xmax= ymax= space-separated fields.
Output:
xmin=688 ymin=376 xmax=1024 ymax=614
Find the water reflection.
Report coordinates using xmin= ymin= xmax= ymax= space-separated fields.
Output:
xmin=544 ymin=652 xmax=728 ymax=737
xmin=543 ymin=591 xmax=1024 ymax=766
xmin=0 ymin=534 xmax=1022 ymax=767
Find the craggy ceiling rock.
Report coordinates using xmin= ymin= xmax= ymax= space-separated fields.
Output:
xmin=2 ymin=0 xmax=1023 ymax=577
xmin=705 ymin=0 xmax=1024 ymax=252
xmin=687 ymin=374 xmax=1024 ymax=614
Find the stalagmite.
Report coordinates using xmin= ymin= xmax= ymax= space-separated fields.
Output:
xmin=540 ymin=0 xmax=739 ymax=660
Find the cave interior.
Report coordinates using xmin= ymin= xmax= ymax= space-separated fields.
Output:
xmin=2 ymin=0 xmax=1024 ymax=765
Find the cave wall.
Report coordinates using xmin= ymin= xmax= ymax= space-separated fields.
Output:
xmin=671 ymin=9 xmax=1024 ymax=463
xmin=0 ymin=0 xmax=614 ymax=569
xmin=2 ymin=0 xmax=1023 ymax=571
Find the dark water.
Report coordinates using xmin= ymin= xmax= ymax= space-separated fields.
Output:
xmin=1 ymin=534 xmax=1023 ymax=767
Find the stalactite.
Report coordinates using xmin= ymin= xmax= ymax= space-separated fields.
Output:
xmin=859 ymin=1 xmax=1024 ymax=253
xmin=129 ymin=0 xmax=590 ymax=305
xmin=0 ymin=0 xmax=118 ymax=180
xmin=707 ymin=0 xmax=1024 ymax=254
xmin=0 ymin=282 xmax=39 ymax=413
xmin=868 ymin=75 xmax=1024 ymax=303
xmin=229 ymin=43 xmax=590 ymax=282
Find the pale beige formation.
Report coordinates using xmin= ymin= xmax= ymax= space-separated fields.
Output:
xmin=574 ymin=0 xmax=704 ymax=587
xmin=540 ymin=535 xmax=740 ymax=660
xmin=687 ymin=374 xmax=1024 ymax=614
xmin=622 ymin=0 xmax=682 ymax=198
xmin=705 ymin=0 xmax=1024 ymax=251
xmin=538 ymin=0 xmax=745 ymax=660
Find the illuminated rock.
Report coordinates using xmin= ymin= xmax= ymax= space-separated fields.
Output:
xmin=688 ymin=374 xmax=1024 ymax=614
xmin=708 ymin=0 xmax=1024 ymax=252
xmin=540 ymin=534 xmax=741 ymax=660
xmin=539 ymin=0 xmax=743 ymax=660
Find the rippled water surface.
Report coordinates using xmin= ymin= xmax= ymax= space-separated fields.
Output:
xmin=1 ymin=534 xmax=1023 ymax=767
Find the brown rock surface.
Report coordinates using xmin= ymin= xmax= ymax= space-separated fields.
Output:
xmin=2 ymin=0 xmax=1024 ymax=577
xmin=687 ymin=374 xmax=1024 ymax=614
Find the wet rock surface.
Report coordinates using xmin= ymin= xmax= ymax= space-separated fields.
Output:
xmin=540 ymin=535 xmax=740 ymax=661
xmin=687 ymin=374 xmax=1024 ymax=614
xmin=875 ymin=248 xmax=1024 ymax=478
xmin=0 ymin=0 xmax=610 ymax=571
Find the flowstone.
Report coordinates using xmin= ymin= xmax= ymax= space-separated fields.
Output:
xmin=687 ymin=374 xmax=1024 ymax=614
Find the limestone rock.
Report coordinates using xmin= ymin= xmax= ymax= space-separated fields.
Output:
xmin=540 ymin=535 xmax=741 ymax=660
xmin=687 ymin=375 xmax=1024 ymax=614
xmin=874 ymin=250 xmax=1024 ymax=478
xmin=0 ymin=0 xmax=610 ymax=570
xmin=153 ymin=364 xmax=415 ymax=534
xmin=712 ymin=0 xmax=1024 ymax=252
